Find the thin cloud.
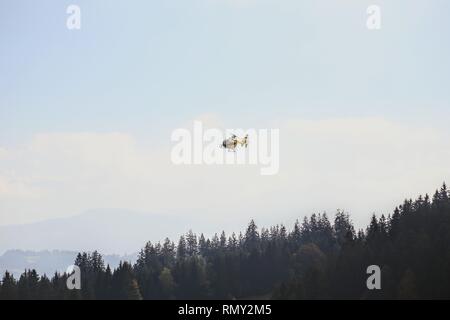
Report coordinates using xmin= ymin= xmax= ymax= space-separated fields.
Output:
xmin=1 ymin=117 xmax=449 ymax=229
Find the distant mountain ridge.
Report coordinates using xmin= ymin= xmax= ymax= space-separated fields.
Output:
xmin=0 ymin=249 xmax=137 ymax=278
xmin=0 ymin=209 xmax=199 ymax=255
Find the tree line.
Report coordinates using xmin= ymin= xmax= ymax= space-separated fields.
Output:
xmin=1 ymin=184 xmax=450 ymax=299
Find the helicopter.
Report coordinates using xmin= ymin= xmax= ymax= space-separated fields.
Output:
xmin=221 ymin=134 xmax=248 ymax=152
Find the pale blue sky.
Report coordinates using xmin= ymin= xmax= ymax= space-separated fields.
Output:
xmin=2 ymin=0 xmax=450 ymax=146
xmin=1 ymin=0 xmax=450 ymax=230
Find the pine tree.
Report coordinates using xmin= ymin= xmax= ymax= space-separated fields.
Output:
xmin=127 ymin=279 xmax=143 ymax=300
xmin=334 ymin=211 xmax=355 ymax=245
xmin=177 ymin=236 xmax=187 ymax=259
xmin=227 ymin=232 xmax=238 ymax=250
xmin=159 ymin=267 xmax=176 ymax=299
xmin=219 ymin=231 xmax=227 ymax=250
xmin=161 ymin=238 xmax=176 ymax=267
xmin=244 ymin=220 xmax=260 ymax=251
xmin=0 ymin=271 xmax=18 ymax=300
xmin=198 ymin=233 xmax=208 ymax=256
xmin=291 ymin=219 xmax=302 ymax=245
xmin=185 ymin=230 xmax=198 ymax=256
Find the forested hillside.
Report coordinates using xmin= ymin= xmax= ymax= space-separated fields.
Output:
xmin=1 ymin=184 xmax=450 ymax=300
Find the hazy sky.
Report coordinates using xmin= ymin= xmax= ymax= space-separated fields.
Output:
xmin=1 ymin=0 xmax=450 ymax=231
